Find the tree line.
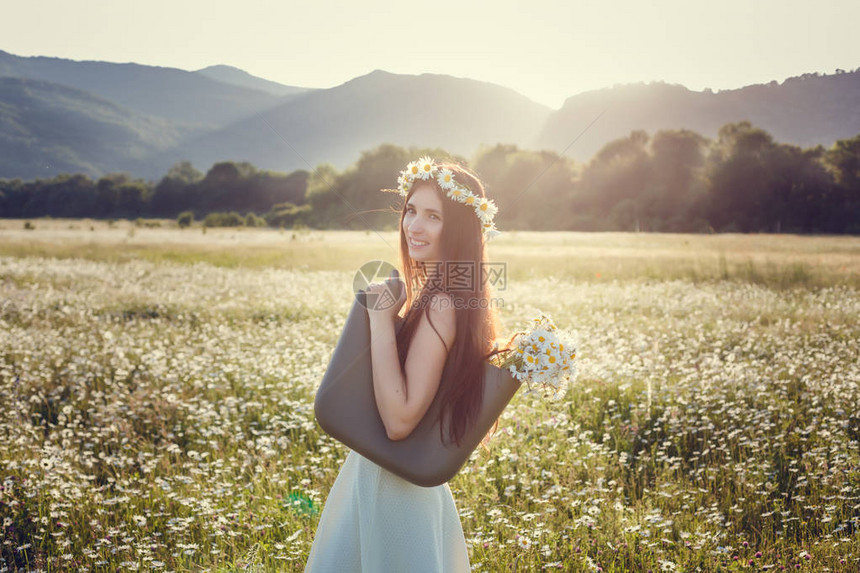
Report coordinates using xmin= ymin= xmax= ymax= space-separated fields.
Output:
xmin=1 ymin=121 xmax=858 ymax=234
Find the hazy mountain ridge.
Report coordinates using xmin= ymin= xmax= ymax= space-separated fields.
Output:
xmin=194 ymin=64 xmax=314 ymax=99
xmin=0 ymin=76 xmax=185 ymax=180
xmin=148 ymin=69 xmax=552 ymax=178
xmin=0 ymin=49 xmax=287 ymax=128
xmin=539 ymin=70 xmax=860 ymax=161
xmin=0 ymin=48 xmax=858 ymax=182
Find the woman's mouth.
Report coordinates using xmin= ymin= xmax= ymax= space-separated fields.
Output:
xmin=409 ymin=237 xmax=429 ymax=248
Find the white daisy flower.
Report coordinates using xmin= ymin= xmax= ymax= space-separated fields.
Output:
xmin=516 ymin=535 xmax=532 ymax=550
xmin=416 ymin=156 xmax=435 ymax=179
xmin=396 ymin=174 xmax=411 ymax=193
xmin=405 ymin=161 xmax=421 ymax=178
xmin=498 ymin=312 xmax=577 ymax=397
xmin=476 ymin=198 xmax=498 ymax=222
xmin=437 ymin=168 xmax=455 ymax=189
xmin=534 ymin=329 xmax=553 ymax=348
xmin=447 ymin=187 xmax=468 ymax=202
xmin=486 ymin=199 xmax=499 ymax=216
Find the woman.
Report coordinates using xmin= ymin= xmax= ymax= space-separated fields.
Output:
xmin=304 ymin=157 xmax=503 ymax=572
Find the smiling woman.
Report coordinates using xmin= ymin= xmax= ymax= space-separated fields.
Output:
xmin=303 ymin=157 xmax=506 ymax=572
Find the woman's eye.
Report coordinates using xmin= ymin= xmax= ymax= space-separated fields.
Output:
xmin=406 ymin=207 xmax=439 ymax=220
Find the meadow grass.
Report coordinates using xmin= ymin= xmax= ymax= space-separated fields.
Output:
xmin=2 ymin=218 xmax=859 ymax=288
xmin=0 ymin=220 xmax=859 ymax=572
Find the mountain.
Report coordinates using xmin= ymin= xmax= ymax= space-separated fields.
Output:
xmin=537 ymin=70 xmax=860 ymax=161
xmin=0 ymin=49 xmax=286 ymax=129
xmin=149 ymin=69 xmax=553 ymax=176
xmin=0 ymin=48 xmax=858 ymax=182
xmin=0 ymin=76 xmax=183 ymax=180
xmin=194 ymin=64 xmax=314 ymax=98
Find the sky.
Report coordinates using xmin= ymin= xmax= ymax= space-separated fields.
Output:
xmin=5 ymin=0 xmax=859 ymax=109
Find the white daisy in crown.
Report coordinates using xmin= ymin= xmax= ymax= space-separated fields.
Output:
xmin=437 ymin=168 xmax=455 ymax=190
xmin=397 ymin=173 xmax=411 ymax=193
xmin=406 ymin=160 xmax=421 ymax=178
xmin=475 ymin=197 xmax=498 ymax=223
xmin=448 ymin=187 xmax=465 ymax=201
xmin=417 ymin=156 xmax=435 ymax=179
xmin=483 ymin=223 xmax=500 ymax=239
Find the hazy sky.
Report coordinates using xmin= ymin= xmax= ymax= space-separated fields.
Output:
xmin=5 ymin=0 xmax=859 ymax=109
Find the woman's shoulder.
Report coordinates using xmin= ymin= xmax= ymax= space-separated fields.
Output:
xmin=412 ymin=292 xmax=456 ymax=351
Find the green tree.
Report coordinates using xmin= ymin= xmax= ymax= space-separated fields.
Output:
xmin=151 ymin=161 xmax=204 ymax=217
xmin=95 ymin=173 xmax=133 ymax=218
xmin=116 ymin=179 xmax=150 ymax=218
xmin=473 ymin=144 xmax=578 ymax=230
xmin=167 ymin=161 xmax=204 ymax=184
xmin=244 ymin=212 xmax=266 ymax=227
xmin=823 ymin=134 xmax=860 ymax=232
xmin=177 ymin=210 xmax=194 ymax=228
xmin=264 ymin=202 xmax=312 ymax=227
xmin=203 ymin=211 xmax=245 ymax=227
xmin=646 ymin=129 xmax=710 ymax=231
xmin=765 ymin=144 xmax=834 ymax=233
xmin=703 ymin=122 xmax=777 ymax=232
xmin=576 ymin=130 xmax=651 ymax=230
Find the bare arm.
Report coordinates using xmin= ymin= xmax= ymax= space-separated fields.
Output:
xmin=368 ymin=293 xmax=456 ymax=441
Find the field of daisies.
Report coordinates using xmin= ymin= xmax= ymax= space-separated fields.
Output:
xmin=1 ymin=220 xmax=859 ymax=572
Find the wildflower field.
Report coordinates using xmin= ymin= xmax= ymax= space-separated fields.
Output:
xmin=1 ymin=219 xmax=859 ymax=572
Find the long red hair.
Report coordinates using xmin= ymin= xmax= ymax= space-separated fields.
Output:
xmin=392 ymin=161 xmax=506 ymax=448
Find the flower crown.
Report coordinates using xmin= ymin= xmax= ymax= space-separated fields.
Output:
xmin=382 ymin=156 xmax=501 ymax=240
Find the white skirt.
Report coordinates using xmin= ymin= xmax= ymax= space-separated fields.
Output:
xmin=304 ymin=449 xmax=472 ymax=572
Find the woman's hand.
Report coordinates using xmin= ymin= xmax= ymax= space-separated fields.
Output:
xmin=365 ymin=274 xmax=407 ymax=321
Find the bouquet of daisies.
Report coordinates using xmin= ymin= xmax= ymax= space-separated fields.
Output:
xmin=494 ymin=313 xmax=577 ymax=401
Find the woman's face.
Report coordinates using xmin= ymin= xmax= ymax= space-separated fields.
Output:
xmin=402 ymin=183 xmax=444 ymax=263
